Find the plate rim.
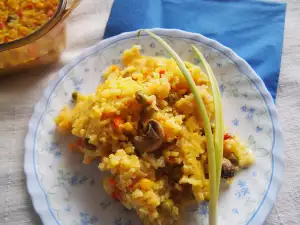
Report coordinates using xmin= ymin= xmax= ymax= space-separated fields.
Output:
xmin=24 ymin=28 xmax=284 ymax=225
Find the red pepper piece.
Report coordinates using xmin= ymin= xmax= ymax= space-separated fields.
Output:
xmin=224 ymin=133 xmax=232 ymax=140
xmin=168 ymin=156 xmax=176 ymax=162
xmin=112 ymin=191 xmax=122 ymax=201
xmin=108 ymin=178 xmax=116 ymax=185
xmin=159 ymin=70 xmax=165 ymax=77
xmin=18 ymin=10 xmax=23 ymax=18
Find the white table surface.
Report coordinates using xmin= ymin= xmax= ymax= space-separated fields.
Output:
xmin=0 ymin=0 xmax=298 ymax=224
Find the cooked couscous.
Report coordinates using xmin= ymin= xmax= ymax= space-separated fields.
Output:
xmin=0 ymin=0 xmax=58 ymax=44
xmin=55 ymin=45 xmax=255 ymax=225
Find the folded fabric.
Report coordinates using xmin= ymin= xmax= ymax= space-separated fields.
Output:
xmin=104 ymin=0 xmax=286 ymax=100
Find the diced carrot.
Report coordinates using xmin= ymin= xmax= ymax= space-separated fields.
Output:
xmin=110 ymin=65 xmax=119 ymax=72
xmin=159 ymin=69 xmax=165 ymax=77
xmin=112 ymin=191 xmax=122 ymax=201
xmin=111 ymin=192 xmax=117 ymax=199
xmin=108 ymin=178 xmax=116 ymax=185
xmin=0 ymin=22 xmax=4 ymax=29
xmin=113 ymin=116 xmax=124 ymax=129
xmin=18 ymin=10 xmax=23 ymax=17
xmin=76 ymin=138 xmax=83 ymax=146
xmin=129 ymin=183 xmax=135 ymax=190
xmin=47 ymin=10 xmax=54 ymax=17
xmin=83 ymin=154 xmax=93 ymax=164
xmin=68 ymin=143 xmax=82 ymax=153
xmin=4 ymin=37 xmax=8 ymax=43
xmin=168 ymin=156 xmax=176 ymax=162
xmin=68 ymin=143 xmax=74 ymax=150
xmin=139 ymin=178 xmax=153 ymax=190
xmin=175 ymin=83 xmax=188 ymax=91
xmin=27 ymin=3 xmax=33 ymax=9
xmin=101 ymin=111 xmax=115 ymax=119
xmin=224 ymin=133 xmax=232 ymax=140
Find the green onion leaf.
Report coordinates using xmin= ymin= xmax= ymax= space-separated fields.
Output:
xmin=191 ymin=45 xmax=224 ymax=197
xmin=139 ymin=30 xmax=218 ymax=225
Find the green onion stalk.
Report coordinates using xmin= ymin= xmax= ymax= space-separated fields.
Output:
xmin=138 ymin=30 xmax=221 ymax=225
xmin=191 ymin=45 xmax=224 ymax=197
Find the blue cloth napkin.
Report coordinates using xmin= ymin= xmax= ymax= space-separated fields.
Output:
xmin=104 ymin=0 xmax=286 ymax=100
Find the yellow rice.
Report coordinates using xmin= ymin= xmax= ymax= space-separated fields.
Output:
xmin=0 ymin=0 xmax=58 ymax=43
xmin=55 ymin=45 xmax=255 ymax=225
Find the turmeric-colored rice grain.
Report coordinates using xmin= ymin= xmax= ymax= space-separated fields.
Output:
xmin=0 ymin=0 xmax=59 ymax=44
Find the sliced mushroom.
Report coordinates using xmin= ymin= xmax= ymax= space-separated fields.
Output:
xmin=167 ymin=92 xmax=179 ymax=104
xmin=133 ymin=119 xmax=164 ymax=153
xmin=136 ymin=90 xmax=149 ymax=105
xmin=221 ymin=158 xmax=237 ymax=179
xmin=72 ymin=91 xmax=78 ymax=102
xmin=84 ymin=138 xmax=97 ymax=150
xmin=227 ymin=152 xmax=238 ymax=166
xmin=6 ymin=15 xmax=17 ymax=23
xmin=135 ymin=91 xmax=159 ymax=111
xmin=136 ymin=91 xmax=159 ymax=130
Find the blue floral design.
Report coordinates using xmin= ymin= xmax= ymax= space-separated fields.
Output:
xmin=150 ymin=42 xmax=155 ymax=48
xmin=69 ymin=175 xmax=89 ymax=186
xmin=54 ymin=151 xmax=61 ymax=158
xmin=189 ymin=201 xmax=209 ymax=215
xmin=193 ymin=58 xmax=200 ymax=64
xmin=100 ymin=201 xmax=112 ymax=210
xmin=114 ymin=218 xmax=122 ymax=225
xmin=247 ymin=107 xmax=256 ymax=121
xmin=238 ymin=180 xmax=247 ymax=188
xmin=199 ymin=201 xmax=209 ymax=215
xmin=247 ymin=113 xmax=254 ymax=121
xmin=232 ymin=208 xmax=239 ymax=214
xmin=90 ymin=178 xmax=95 ymax=186
xmin=240 ymin=105 xmax=255 ymax=121
xmin=45 ymin=142 xmax=61 ymax=159
xmin=55 ymin=170 xmax=93 ymax=187
xmin=241 ymin=105 xmax=248 ymax=112
xmin=219 ymin=84 xmax=225 ymax=95
xmin=65 ymin=205 xmax=71 ymax=212
xmin=256 ymin=126 xmax=263 ymax=133
xmin=57 ymin=170 xmax=72 ymax=185
xmin=235 ymin=180 xmax=250 ymax=199
xmin=113 ymin=218 xmax=132 ymax=225
xmin=232 ymin=118 xmax=239 ymax=127
xmin=252 ymin=172 xmax=257 ymax=177
xmin=48 ymin=142 xmax=57 ymax=153
xmin=248 ymin=107 xmax=256 ymax=114
xmin=80 ymin=212 xmax=98 ymax=225
xmin=70 ymin=77 xmax=83 ymax=91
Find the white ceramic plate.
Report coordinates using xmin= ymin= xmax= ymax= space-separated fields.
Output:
xmin=24 ymin=29 xmax=284 ymax=225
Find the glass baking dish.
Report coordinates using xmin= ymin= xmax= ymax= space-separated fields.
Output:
xmin=0 ymin=0 xmax=81 ymax=76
